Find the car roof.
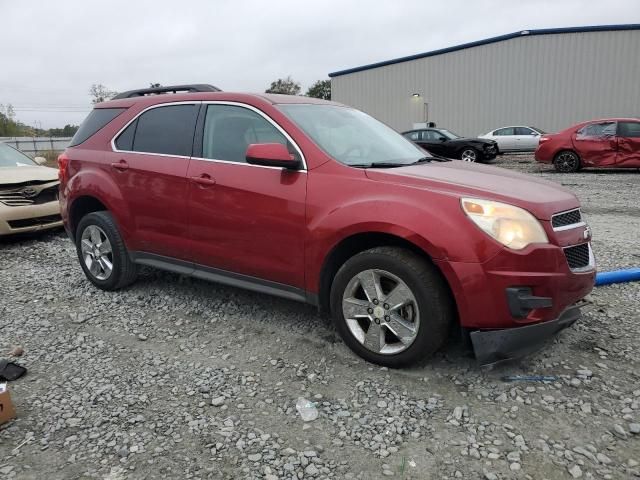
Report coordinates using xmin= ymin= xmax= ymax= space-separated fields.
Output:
xmin=98 ymin=92 xmax=343 ymax=109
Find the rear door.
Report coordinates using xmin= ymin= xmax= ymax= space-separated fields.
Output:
xmin=514 ymin=127 xmax=539 ymax=151
xmin=186 ymin=102 xmax=307 ymax=288
xmin=616 ymin=121 xmax=640 ymax=167
xmin=108 ymin=102 xmax=199 ymax=259
xmin=572 ymin=121 xmax=618 ymax=166
xmin=493 ymin=127 xmax=516 ymax=151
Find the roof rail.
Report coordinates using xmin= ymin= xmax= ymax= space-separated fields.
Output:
xmin=112 ymin=84 xmax=222 ymax=100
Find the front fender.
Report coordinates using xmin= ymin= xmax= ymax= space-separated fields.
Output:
xmin=305 ymin=193 xmax=501 ymax=292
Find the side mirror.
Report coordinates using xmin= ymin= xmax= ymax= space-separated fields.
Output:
xmin=438 ymin=136 xmax=447 ymax=142
xmin=531 ymin=132 xmax=539 ymax=136
xmin=246 ymin=143 xmax=300 ymax=169
xmin=34 ymin=156 xmax=47 ymax=165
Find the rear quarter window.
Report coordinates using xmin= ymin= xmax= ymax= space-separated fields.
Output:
xmin=69 ymin=108 xmax=126 ymax=147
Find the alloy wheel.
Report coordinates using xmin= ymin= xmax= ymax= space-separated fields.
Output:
xmin=342 ymin=269 xmax=420 ymax=355
xmin=80 ymin=225 xmax=113 ymax=280
xmin=461 ymin=149 xmax=477 ymax=162
xmin=555 ymin=152 xmax=579 ymax=172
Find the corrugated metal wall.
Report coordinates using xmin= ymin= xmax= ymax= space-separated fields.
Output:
xmin=331 ymin=30 xmax=640 ymax=136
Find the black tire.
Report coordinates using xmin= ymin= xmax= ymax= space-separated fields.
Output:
xmin=460 ymin=148 xmax=479 ymax=162
xmin=553 ymin=150 xmax=581 ymax=173
xmin=75 ymin=211 xmax=138 ymax=291
xmin=329 ymin=246 xmax=454 ymax=367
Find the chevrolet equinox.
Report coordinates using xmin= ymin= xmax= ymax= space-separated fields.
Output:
xmin=59 ymin=84 xmax=596 ymax=367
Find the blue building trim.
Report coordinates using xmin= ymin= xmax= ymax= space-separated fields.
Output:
xmin=328 ymin=24 xmax=640 ymax=78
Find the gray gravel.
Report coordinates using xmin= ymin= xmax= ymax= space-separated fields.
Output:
xmin=1 ymin=154 xmax=639 ymax=479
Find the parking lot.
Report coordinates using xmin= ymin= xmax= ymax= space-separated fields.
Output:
xmin=0 ymin=155 xmax=639 ymax=479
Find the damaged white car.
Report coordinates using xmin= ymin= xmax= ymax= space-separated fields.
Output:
xmin=0 ymin=142 xmax=61 ymax=236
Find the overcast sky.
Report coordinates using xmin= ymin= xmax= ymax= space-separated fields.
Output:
xmin=1 ymin=0 xmax=637 ymax=129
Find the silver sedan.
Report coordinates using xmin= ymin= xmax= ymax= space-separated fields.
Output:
xmin=479 ymin=126 xmax=546 ymax=153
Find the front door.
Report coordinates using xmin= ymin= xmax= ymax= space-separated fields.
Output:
xmin=616 ymin=121 xmax=640 ymax=167
xmin=107 ymin=103 xmax=199 ymax=260
xmin=186 ymin=103 xmax=307 ymax=288
xmin=416 ymin=130 xmax=448 ymax=156
xmin=572 ymin=121 xmax=618 ymax=167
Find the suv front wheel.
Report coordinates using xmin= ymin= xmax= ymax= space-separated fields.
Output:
xmin=75 ymin=211 xmax=138 ymax=291
xmin=330 ymin=247 xmax=453 ymax=367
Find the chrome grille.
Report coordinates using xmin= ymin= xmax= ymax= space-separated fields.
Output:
xmin=0 ymin=190 xmax=34 ymax=206
xmin=564 ymin=243 xmax=590 ymax=270
xmin=0 ymin=183 xmax=59 ymax=207
xmin=552 ymin=208 xmax=582 ymax=229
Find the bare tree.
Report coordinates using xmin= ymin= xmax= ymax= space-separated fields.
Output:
xmin=89 ymin=84 xmax=118 ymax=104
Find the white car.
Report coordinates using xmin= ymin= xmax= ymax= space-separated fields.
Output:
xmin=479 ymin=126 xmax=546 ymax=153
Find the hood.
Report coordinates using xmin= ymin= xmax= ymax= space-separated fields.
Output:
xmin=365 ymin=161 xmax=578 ymax=220
xmin=450 ymin=137 xmax=495 ymax=145
xmin=0 ymin=166 xmax=59 ymax=186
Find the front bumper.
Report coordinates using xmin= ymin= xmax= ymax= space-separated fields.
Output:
xmin=470 ymin=305 xmax=581 ymax=365
xmin=482 ymin=144 xmax=498 ymax=160
xmin=0 ymin=201 xmax=62 ymax=236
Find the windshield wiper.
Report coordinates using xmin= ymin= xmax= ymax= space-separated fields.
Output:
xmin=410 ymin=155 xmax=451 ymax=164
xmin=349 ymin=162 xmax=408 ymax=168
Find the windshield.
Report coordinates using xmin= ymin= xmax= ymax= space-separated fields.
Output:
xmin=531 ymin=127 xmax=547 ymax=134
xmin=0 ymin=143 xmax=38 ymax=167
xmin=439 ymin=129 xmax=461 ymax=140
xmin=278 ymin=104 xmax=430 ymax=166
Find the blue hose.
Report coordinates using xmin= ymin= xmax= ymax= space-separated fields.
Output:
xmin=594 ymin=268 xmax=640 ymax=286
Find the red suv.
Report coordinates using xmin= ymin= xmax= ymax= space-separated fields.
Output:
xmin=535 ymin=118 xmax=640 ymax=172
xmin=59 ymin=84 xmax=595 ymax=367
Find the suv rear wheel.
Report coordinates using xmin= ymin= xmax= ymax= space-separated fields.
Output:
xmin=75 ymin=211 xmax=138 ymax=290
xmin=330 ymin=247 xmax=453 ymax=367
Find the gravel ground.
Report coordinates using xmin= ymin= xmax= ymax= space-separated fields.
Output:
xmin=1 ymin=154 xmax=639 ymax=479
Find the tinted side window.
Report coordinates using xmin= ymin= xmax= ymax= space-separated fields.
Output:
xmin=202 ymin=105 xmax=297 ymax=163
xmin=70 ymin=108 xmax=126 ymax=147
xmin=515 ymin=127 xmax=534 ymax=135
xmin=423 ymin=130 xmax=443 ymax=141
xmin=406 ymin=131 xmax=421 ymax=141
xmin=494 ymin=127 xmax=515 ymax=136
xmin=618 ymin=122 xmax=640 ymax=137
xmin=132 ymin=104 xmax=198 ymax=156
xmin=115 ymin=119 xmax=137 ymax=150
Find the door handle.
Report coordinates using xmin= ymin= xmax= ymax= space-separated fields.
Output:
xmin=111 ymin=160 xmax=129 ymax=171
xmin=190 ymin=174 xmax=216 ymax=186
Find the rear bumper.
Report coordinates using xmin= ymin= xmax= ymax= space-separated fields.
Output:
xmin=0 ymin=201 xmax=62 ymax=236
xmin=470 ymin=305 xmax=581 ymax=365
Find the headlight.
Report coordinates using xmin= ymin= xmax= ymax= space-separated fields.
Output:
xmin=461 ymin=198 xmax=548 ymax=250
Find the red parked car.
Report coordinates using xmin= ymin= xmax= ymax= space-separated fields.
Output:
xmin=59 ymin=84 xmax=595 ymax=366
xmin=535 ymin=118 xmax=640 ymax=172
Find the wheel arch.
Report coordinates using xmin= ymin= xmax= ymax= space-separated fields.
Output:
xmin=316 ymin=231 xmax=457 ymax=320
xmin=69 ymin=195 xmax=108 ymax=241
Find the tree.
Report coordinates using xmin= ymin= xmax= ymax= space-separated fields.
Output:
xmin=89 ymin=84 xmax=118 ymax=104
xmin=306 ymin=79 xmax=331 ymax=100
xmin=265 ymin=76 xmax=301 ymax=95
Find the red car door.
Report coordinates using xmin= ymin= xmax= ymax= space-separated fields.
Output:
xmin=572 ymin=121 xmax=618 ymax=167
xmin=616 ymin=121 xmax=640 ymax=167
xmin=186 ymin=103 xmax=307 ymax=288
xmin=108 ymin=103 xmax=199 ymax=259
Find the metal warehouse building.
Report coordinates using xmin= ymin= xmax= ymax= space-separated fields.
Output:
xmin=329 ymin=24 xmax=640 ymax=137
